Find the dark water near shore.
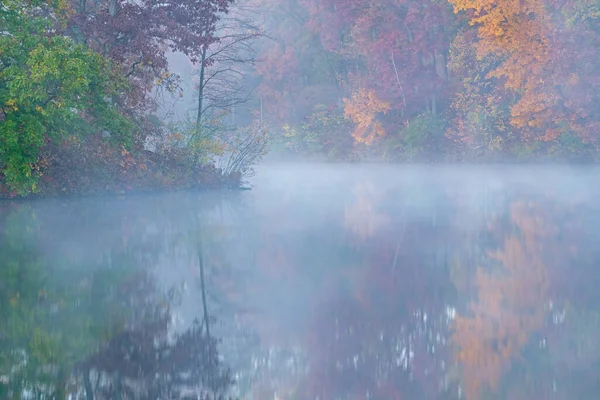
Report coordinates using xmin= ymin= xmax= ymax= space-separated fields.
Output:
xmin=2 ymin=164 xmax=600 ymax=399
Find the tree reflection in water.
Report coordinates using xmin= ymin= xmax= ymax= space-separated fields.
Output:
xmin=0 ymin=197 xmax=236 ymax=400
xmin=2 ymin=167 xmax=600 ymax=399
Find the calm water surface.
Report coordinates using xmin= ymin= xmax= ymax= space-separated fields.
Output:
xmin=2 ymin=164 xmax=600 ymax=399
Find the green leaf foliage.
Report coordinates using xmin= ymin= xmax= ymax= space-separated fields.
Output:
xmin=0 ymin=3 xmax=133 ymax=194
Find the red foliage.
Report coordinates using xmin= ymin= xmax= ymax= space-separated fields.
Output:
xmin=303 ymin=0 xmax=454 ymax=119
xmin=67 ymin=0 xmax=232 ymax=115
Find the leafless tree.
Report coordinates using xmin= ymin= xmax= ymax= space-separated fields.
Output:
xmin=194 ymin=1 xmax=264 ymax=127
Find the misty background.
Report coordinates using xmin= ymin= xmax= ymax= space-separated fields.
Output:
xmin=3 ymin=0 xmax=600 ymax=399
xmin=3 ymin=165 xmax=600 ymax=399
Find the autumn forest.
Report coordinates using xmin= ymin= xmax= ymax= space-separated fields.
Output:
xmin=253 ymin=0 xmax=600 ymax=162
xmin=2 ymin=0 xmax=600 ymax=197
xmin=3 ymin=165 xmax=600 ymax=400
xmin=3 ymin=1 xmax=600 ymax=400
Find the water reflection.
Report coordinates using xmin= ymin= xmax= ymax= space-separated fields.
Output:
xmin=2 ymin=164 xmax=600 ymax=399
xmin=0 ymin=195 xmax=239 ymax=399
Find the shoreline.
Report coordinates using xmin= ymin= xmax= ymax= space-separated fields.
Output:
xmin=4 ymin=158 xmax=599 ymax=201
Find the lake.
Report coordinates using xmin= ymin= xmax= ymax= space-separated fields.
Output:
xmin=1 ymin=163 xmax=600 ymax=399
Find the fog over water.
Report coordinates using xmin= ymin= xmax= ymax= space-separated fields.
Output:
xmin=6 ymin=0 xmax=600 ymax=398
xmin=3 ymin=164 xmax=600 ymax=399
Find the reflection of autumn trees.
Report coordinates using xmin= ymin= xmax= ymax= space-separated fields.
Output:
xmin=344 ymin=181 xmax=390 ymax=240
xmin=246 ymin=176 xmax=600 ymax=399
xmin=0 ymin=198 xmax=238 ymax=399
xmin=304 ymin=191 xmax=456 ymax=399
xmin=304 ymin=273 xmax=453 ymax=399
xmin=452 ymin=201 xmax=556 ymax=399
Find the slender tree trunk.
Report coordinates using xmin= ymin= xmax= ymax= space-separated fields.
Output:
xmin=439 ymin=49 xmax=449 ymax=81
xmin=431 ymin=49 xmax=438 ymax=116
xmin=83 ymin=368 xmax=94 ymax=400
xmin=391 ymin=51 xmax=407 ymax=114
xmin=325 ymin=52 xmax=341 ymax=90
xmin=108 ymin=0 xmax=117 ymax=16
xmin=197 ymin=243 xmax=211 ymax=338
xmin=196 ymin=46 xmax=208 ymax=127
xmin=114 ymin=372 xmax=122 ymax=400
xmin=54 ymin=369 xmax=68 ymax=400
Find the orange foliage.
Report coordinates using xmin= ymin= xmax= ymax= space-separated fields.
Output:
xmin=449 ymin=0 xmax=561 ymax=140
xmin=452 ymin=201 xmax=555 ymax=399
xmin=343 ymin=89 xmax=391 ymax=145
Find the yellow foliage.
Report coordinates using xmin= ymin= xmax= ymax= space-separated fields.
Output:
xmin=344 ymin=182 xmax=390 ymax=240
xmin=5 ymin=98 xmax=18 ymax=112
xmin=343 ymin=89 xmax=391 ymax=145
xmin=9 ymin=291 xmax=20 ymax=306
xmin=449 ymin=0 xmax=561 ymax=140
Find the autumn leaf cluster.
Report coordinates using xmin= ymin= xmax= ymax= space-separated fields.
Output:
xmin=253 ymin=0 xmax=600 ymax=160
xmin=0 ymin=0 xmax=234 ymax=195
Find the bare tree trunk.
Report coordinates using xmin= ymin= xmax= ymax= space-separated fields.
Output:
xmin=391 ymin=51 xmax=407 ymax=114
xmin=325 ymin=52 xmax=341 ymax=90
xmin=108 ymin=0 xmax=117 ymax=17
xmin=196 ymin=46 xmax=208 ymax=126
xmin=438 ymin=49 xmax=449 ymax=81
xmin=431 ymin=49 xmax=438 ymax=116
xmin=54 ymin=368 xmax=68 ymax=400
xmin=83 ymin=368 xmax=94 ymax=400
xmin=77 ymin=0 xmax=87 ymax=13
xmin=113 ymin=372 xmax=122 ymax=400
xmin=197 ymin=243 xmax=211 ymax=338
